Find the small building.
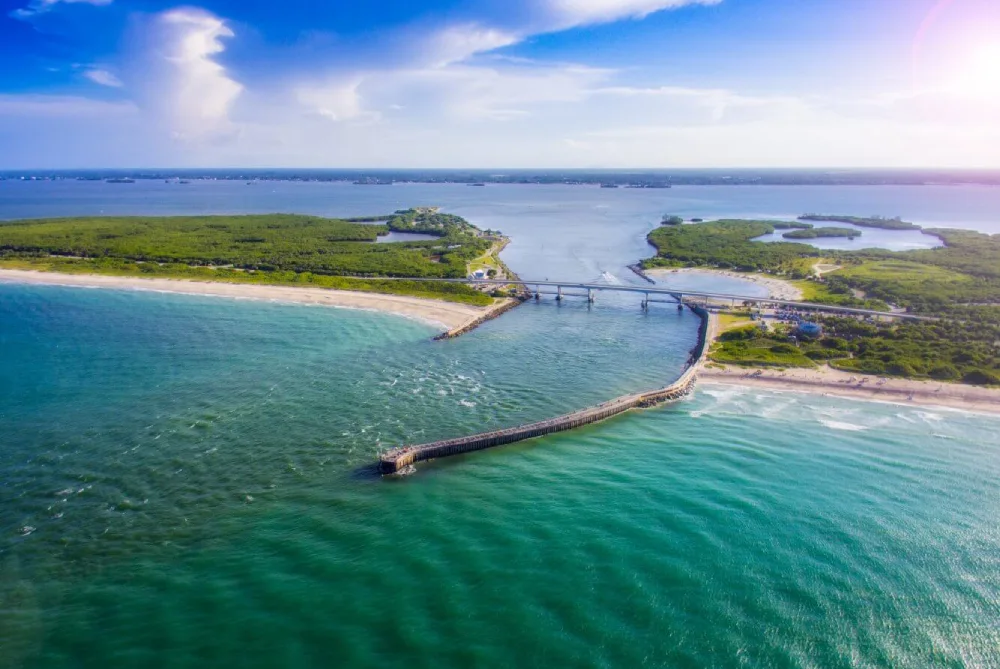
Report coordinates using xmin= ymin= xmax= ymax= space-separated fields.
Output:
xmin=472 ymin=270 xmax=487 ymax=280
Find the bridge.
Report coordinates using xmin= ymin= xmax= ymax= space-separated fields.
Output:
xmin=383 ymin=277 xmax=932 ymax=321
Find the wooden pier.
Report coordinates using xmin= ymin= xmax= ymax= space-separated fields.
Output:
xmin=379 ymin=305 xmax=712 ymax=474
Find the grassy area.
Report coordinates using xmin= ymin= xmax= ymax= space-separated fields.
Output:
xmin=717 ymin=312 xmax=754 ymax=332
xmin=824 ymin=259 xmax=993 ymax=311
xmin=786 ymin=277 xmax=888 ymax=310
xmin=467 ymin=240 xmax=507 ymax=276
xmin=0 ymin=256 xmax=496 ymax=306
xmin=709 ymin=322 xmax=838 ymax=368
xmin=710 ymin=339 xmax=817 ymax=368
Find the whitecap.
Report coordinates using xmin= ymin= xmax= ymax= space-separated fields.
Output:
xmin=459 ymin=399 xmax=477 ymax=408
xmin=819 ymin=419 xmax=867 ymax=432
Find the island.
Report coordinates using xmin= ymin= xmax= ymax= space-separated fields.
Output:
xmin=782 ymin=227 xmax=860 ymax=239
xmin=0 ymin=208 xmax=522 ymax=336
xmin=798 ymin=214 xmax=921 ymax=230
xmin=641 ymin=217 xmax=1000 ymax=390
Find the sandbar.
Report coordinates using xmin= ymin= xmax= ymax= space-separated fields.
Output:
xmin=645 ymin=268 xmax=803 ymax=301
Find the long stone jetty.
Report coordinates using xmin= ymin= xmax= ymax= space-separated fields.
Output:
xmin=379 ymin=305 xmax=712 ymax=474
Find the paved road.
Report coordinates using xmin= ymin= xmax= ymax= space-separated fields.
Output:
xmin=381 ymin=277 xmax=934 ymax=321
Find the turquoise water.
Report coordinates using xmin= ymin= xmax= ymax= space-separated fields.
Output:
xmin=2 ymin=283 xmax=999 ymax=668
xmin=3 ymin=182 xmax=1000 ymax=667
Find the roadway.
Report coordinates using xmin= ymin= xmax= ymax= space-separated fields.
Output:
xmin=377 ymin=277 xmax=934 ymax=321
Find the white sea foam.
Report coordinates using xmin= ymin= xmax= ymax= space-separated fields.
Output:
xmin=818 ymin=419 xmax=867 ymax=432
xmin=459 ymin=399 xmax=477 ymax=408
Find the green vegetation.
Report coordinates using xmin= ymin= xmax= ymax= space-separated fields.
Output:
xmin=644 ymin=216 xmax=1000 ymax=386
xmin=826 ymin=261 xmax=978 ymax=312
xmin=710 ymin=324 xmax=820 ymax=368
xmin=661 ymin=215 xmax=684 ymax=225
xmin=892 ymin=228 xmax=1000 ymax=280
xmin=783 ymin=227 xmax=859 ymax=240
xmin=799 ymin=214 xmax=921 ymax=230
xmin=710 ymin=317 xmax=1000 ymax=384
xmin=770 ymin=221 xmax=813 ymax=230
xmin=0 ymin=209 xmax=492 ymax=279
xmin=0 ymin=256 xmax=494 ymax=306
xmin=819 ymin=317 xmax=1000 ymax=384
xmin=0 ymin=209 xmax=500 ymax=305
xmin=643 ymin=219 xmax=821 ymax=273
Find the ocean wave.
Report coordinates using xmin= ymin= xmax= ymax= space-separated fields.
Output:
xmin=818 ymin=419 xmax=867 ymax=432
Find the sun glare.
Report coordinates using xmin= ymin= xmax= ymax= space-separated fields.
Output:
xmin=954 ymin=42 xmax=1000 ymax=99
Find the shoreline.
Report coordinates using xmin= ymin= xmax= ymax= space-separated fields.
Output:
xmin=644 ymin=267 xmax=803 ymax=301
xmin=0 ymin=269 xmax=496 ymax=334
xmin=698 ymin=364 xmax=1000 ymax=416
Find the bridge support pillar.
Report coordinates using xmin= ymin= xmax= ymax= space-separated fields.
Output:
xmin=535 ymin=285 xmax=540 ymax=301
xmin=588 ymin=289 xmax=595 ymax=303
xmin=556 ymin=285 xmax=564 ymax=302
xmin=642 ymin=293 xmax=649 ymax=311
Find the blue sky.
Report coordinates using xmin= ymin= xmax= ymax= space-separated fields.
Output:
xmin=2 ymin=0 xmax=999 ymax=168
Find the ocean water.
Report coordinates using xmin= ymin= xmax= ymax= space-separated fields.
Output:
xmin=2 ymin=182 xmax=1000 ymax=667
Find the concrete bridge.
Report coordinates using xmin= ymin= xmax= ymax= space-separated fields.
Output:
xmin=383 ymin=277 xmax=932 ymax=321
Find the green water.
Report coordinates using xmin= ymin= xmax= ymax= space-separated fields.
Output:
xmin=2 ymin=284 xmax=999 ymax=668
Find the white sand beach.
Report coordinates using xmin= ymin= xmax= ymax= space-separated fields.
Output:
xmin=0 ymin=269 xmax=498 ymax=332
xmin=699 ymin=364 xmax=1000 ymax=416
xmin=645 ymin=268 xmax=803 ymax=301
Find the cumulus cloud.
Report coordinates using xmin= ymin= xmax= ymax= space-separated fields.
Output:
xmin=130 ymin=8 xmax=243 ymax=142
xmin=11 ymin=0 xmax=998 ymax=169
xmin=9 ymin=0 xmax=111 ymax=20
xmin=83 ymin=69 xmax=123 ymax=88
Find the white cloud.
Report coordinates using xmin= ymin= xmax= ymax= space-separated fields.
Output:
xmin=296 ymin=79 xmax=376 ymax=123
xmin=297 ymin=61 xmax=610 ymax=125
xmin=83 ymin=69 xmax=123 ymax=88
xmin=543 ymin=0 xmax=721 ymax=29
xmin=10 ymin=0 xmax=111 ymax=20
xmin=8 ymin=0 xmax=1000 ymax=169
xmin=0 ymin=94 xmax=135 ymax=117
xmin=428 ymin=24 xmax=521 ymax=67
xmin=134 ymin=8 xmax=243 ymax=142
xmin=593 ymin=85 xmax=809 ymax=121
